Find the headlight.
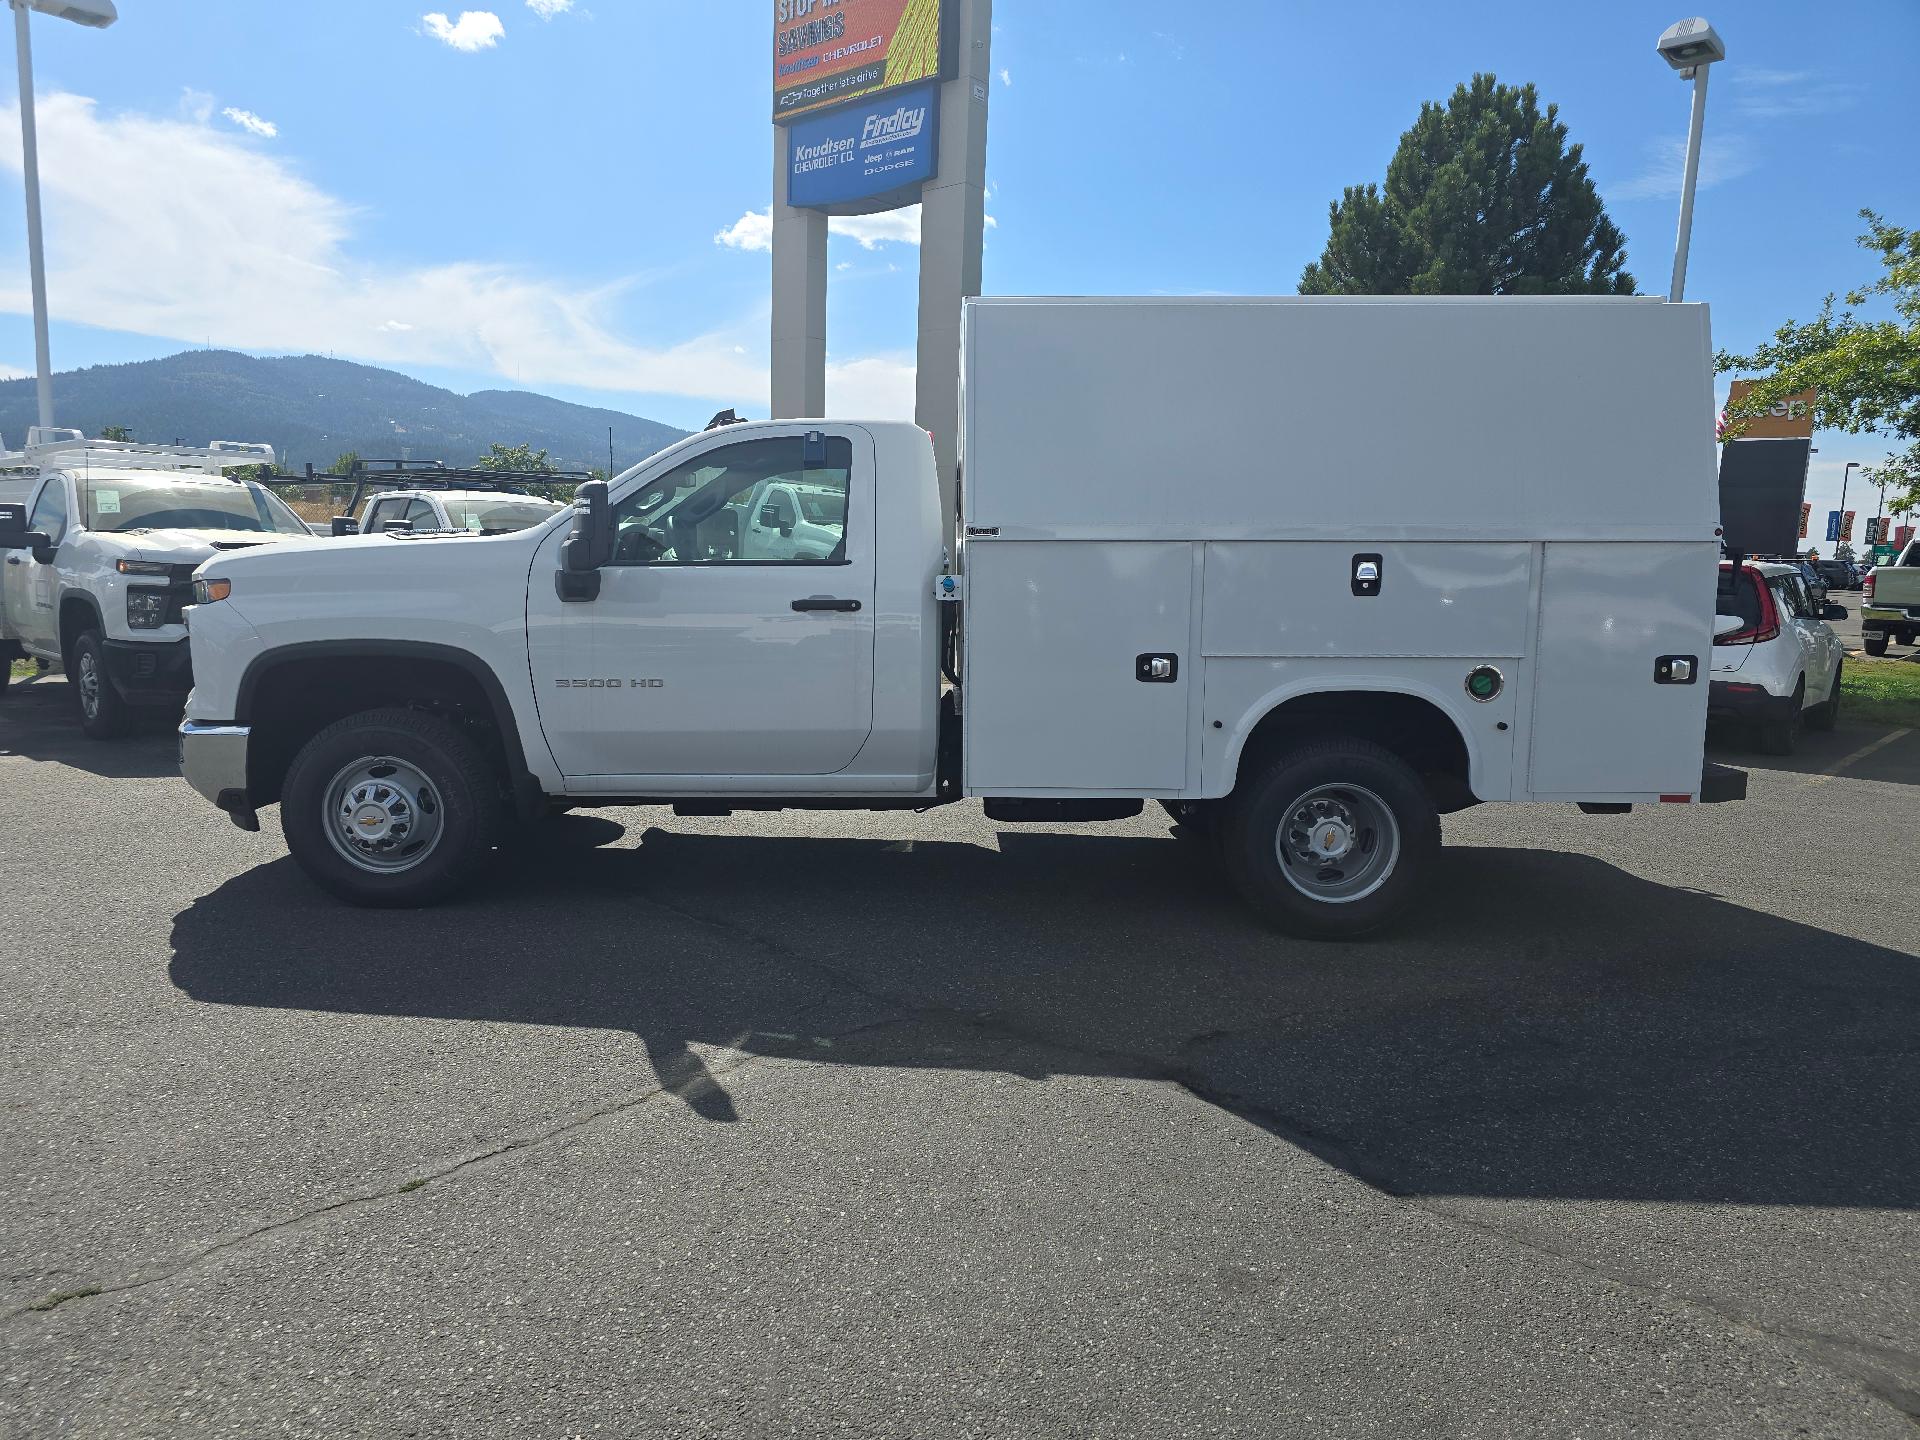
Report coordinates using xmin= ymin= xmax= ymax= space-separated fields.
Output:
xmin=192 ymin=577 xmax=231 ymax=605
xmin=126 ymin=587 xmax=168 ymax=629
xmin=116 ymin=558 xmax=171 ymax=576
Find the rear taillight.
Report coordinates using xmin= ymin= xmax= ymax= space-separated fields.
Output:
xmin=1864 ymin=571 xmax=1875 ymax=600
xmin=1714 ymin=568 xmax=1779 ymax=646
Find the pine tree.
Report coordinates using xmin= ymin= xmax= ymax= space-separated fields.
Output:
xmin=1300 ymin=75 xmax=1633 ymax=297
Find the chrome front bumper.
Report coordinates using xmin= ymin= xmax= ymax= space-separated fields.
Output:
xmin=178 ymin=720 xmax=256 ymax=829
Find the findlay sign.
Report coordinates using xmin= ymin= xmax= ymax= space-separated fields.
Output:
xmin=788 ymin=82 xmax=939 ymax=210
xmin=775 ymin=0 xmax=949 ymax=123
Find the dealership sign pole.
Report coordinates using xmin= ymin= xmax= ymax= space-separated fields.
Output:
xmin=771 ymin=0 xmax=991 ymax=534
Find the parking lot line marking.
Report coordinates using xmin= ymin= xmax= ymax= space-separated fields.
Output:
xmin=1804 ymin=727 xmax=1913 ymax=786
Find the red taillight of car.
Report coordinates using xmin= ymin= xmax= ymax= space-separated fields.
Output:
xmin=1863 ymin=571 xmax=1875 ymax=600
xmin=1714 ymin=566 xmax=1778 ymax=647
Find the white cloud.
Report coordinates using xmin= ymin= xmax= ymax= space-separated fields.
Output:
xmin=0 ymin=361 xmax=28 ymax=380
xmin=422 ymin=11 xmax=505 ymax=51
xmin=832 ymin=209 xmax=921 ymax=250
xmin=715 ymin=206 xmax=939 ymax=255
xmin=179 ymin=88 xmax=215 ymax=124
xmin=714 ymin=209 xmax=773 ymax=253
xmin=998 ymin=68 xmax=1011 ymax=87
xmin=828 ymin=355 xmax=915 ymax=420
xmin=525 ymin=0 xmax=572 ymax=16
xmin=1611 ymin=134 xmax=1757 ymax=201
xmin=0 ymin=92 xmax=768 ymax=405
xmin=221 ymin=107 xmax=278 ymax=139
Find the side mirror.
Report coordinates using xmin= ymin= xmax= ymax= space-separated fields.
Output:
xmin=375 ymin=518 xmax=414 ymax=536
xmin=563 ymin=480 xmax=613 ymax=573
xmin=330 ymin=516 xmax=361 ymax=537
xmin=1712 ymin=613 xmax=1747 ymax=639
xmin=1821 ymin=603 xmax=1848 ymax=622
xmin=1 ymin=529 xmax=53 ymax=562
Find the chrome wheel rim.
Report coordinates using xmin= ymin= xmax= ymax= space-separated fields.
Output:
xmin=76 ymin=650 xmax=100 ymax=719
xmin=1276 ymin=783 xmax=1401 ymax=904
xmin=322 ymin=756 xmax=444 ymax=874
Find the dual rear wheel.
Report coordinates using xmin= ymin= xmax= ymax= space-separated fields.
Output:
xmin=1172 ymin=739 xmax=1441 ymax=940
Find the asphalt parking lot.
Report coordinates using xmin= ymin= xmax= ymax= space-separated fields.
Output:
xmin=2 ymin=674 xmax=1917 ymax=1438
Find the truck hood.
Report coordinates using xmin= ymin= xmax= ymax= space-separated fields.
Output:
xmin=97 ymin=528 xmax=301 ymax=565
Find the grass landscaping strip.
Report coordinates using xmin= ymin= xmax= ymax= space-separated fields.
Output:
xmin=1843 ymin=656 xmax=1920 ymax=728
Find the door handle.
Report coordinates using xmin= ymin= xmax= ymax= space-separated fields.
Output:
xmin=792 ymin=597 xmax=861 ymax=613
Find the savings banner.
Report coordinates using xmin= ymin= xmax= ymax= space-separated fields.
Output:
xmin=775 ymin=0 xmax=946 ymax=123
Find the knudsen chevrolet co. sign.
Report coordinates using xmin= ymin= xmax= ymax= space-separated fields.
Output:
xmin=775 ymin=0 xmax=950 ymax=123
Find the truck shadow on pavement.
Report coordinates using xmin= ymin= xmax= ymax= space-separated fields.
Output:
xmin=168 ymin=821 xmax=1920 ymax=1210
xmin=0 ymin=677 xmax=181 ymax=779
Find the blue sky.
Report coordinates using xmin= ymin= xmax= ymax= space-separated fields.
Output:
xmin=0 ymin=0 xmax=1913 ymax=528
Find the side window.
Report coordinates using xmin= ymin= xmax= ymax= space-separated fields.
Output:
xmin=364 ymin=499 xmax=394 ymax=530
xmin=405 ymin=499 xmax=439 ymax=529
xmin=1773 ymin=579 xmax=1806 ymax=620
xmin=28 ymin=479 xmax=68 ymax=545
xmin=608 ymin=433 xmax=853 ymax=566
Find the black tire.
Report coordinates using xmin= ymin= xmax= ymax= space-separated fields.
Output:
xmin=1757 ymin=680 xmax=1805 ymax=756
xmin=1218 ymin=739 xmax=1439 ymax=940
xmin=0 ymin=641 xmax=14 ymax=700
xmin=1807 ymin=663 xmax=1842 ymax=732
xmin=281 ymin=707 xmax=503 ymax=907
xmin=1863 ymin=632 xmax=1889 ymax=658
xmin=69 ymin=630 xmax=131 ymax=739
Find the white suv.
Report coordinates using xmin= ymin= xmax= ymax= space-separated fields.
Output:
xmin=1709 ymin=560 xmax=1846 ymax=755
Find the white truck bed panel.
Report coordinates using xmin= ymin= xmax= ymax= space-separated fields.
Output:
xmin=961 ymin=296 xmax=1716 ymax=543
xmin=1527 ymin=542 xmax=1717 ymax=797
xmin=963 ymin=541 xmax=1194 ymax=793
xmin=1203 ymin=542 xmax=1532 ymax=658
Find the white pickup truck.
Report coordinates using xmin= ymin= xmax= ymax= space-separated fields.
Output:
xmin=1862 ymin=538 xmax=1920 ymax=655
xmin=166 ymin=297 xmax=1745 ymax=937
xmin=0 ymin=433 xmax=307 ymax=735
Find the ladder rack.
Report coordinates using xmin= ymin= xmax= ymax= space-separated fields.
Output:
xmin=0 ymin=429 xmax=276 ymax=476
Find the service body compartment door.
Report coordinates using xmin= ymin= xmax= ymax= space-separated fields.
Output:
xmin=1528 ymin=542 xmax=1714 ymax=797
xmin=964 ymin=541 xmax=1193 ymax=794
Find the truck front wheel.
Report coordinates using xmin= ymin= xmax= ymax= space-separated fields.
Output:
xmin=281 ymin=707 xmax=502 ymax=907
xmin=1220 ymin=739 xmax=1439 ymax=940
xmin=70 ymin=630 xmax=131 ymax=739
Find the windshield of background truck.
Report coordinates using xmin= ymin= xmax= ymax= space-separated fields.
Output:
xmin=442 ymin=498 xmax=564 ymax=534
xmin=81 ymin=478 xmax=310 ymax=536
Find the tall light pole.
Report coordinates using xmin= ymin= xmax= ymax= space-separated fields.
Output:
xmin=1655 ymin=18 xmax=1726 ymax=302
xmin=10 ymin=0 xmax=117 ymax=434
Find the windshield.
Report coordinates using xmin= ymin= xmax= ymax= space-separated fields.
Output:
xmin=442 ymin=498 xmax=564 ymax=535
xmin=82 ymin=478 xmax=311 ymax=536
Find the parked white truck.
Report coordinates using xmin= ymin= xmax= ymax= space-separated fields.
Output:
xmin=0 ymin=433 xmax=308 ymax=734
xmin=1861 ymin=537 xmax=1920 ymax=655
xmin=153 ymin=297 xmax=1743 ymax=936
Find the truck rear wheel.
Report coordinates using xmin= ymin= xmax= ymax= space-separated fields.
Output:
xmin=1220 ymin=739 xmax=1439 ymax=940
xmin=281 ymin=707 xmax=502 ymax=907
xmin=1864 ymin=631 xmax=1889 ymax=657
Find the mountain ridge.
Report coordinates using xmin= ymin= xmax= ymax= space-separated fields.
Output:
xmin=0 ymin=351 xmax=690 ymax=474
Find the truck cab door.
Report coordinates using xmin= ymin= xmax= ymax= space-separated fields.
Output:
xmin=4 ymin=476 xmax=67 ymax=657
xmin=525 ymin=426 xmax=876 ymax=784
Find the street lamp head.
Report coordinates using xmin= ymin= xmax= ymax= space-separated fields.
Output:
xmin=1656 ymin=17 xmax=1724 ymax=73
xmin=22 ymin=0 xmax=117 ymax=28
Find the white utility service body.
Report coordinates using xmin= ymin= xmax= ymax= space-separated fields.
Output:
xmin=958 ymin=295 xmax=1720 ymax=806
xmin=173 ymin=297 xmax=1741 ymax=935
